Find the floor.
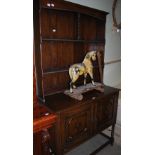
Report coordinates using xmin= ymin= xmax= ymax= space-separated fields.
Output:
xmin=65 ymin=134 xmax=121 ymax=155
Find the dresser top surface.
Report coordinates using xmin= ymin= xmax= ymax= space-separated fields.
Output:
xmin=43 ymin=85 xmax=119 ymax=113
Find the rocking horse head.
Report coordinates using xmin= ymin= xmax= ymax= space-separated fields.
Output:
xmin=84 ymin=51 xmax=97 ymax=61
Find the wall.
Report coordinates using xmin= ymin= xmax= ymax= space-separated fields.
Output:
xmin=65 ymin=0 xmax=121 ymax=87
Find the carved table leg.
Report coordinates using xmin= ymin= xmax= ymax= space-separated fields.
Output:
xmin=42 ymin=129 xmax=55 ymax=155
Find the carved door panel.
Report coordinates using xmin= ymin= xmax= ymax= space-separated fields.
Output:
xmin=61 ymin=105 xmax=92 ymax=151
xmin=95 ymin=95 xmax=115 ymax=132
xmin=33 ymin=127 xmax=56 ymax=155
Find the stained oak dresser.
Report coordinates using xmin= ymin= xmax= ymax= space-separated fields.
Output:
xmin=33 ymin=0 xmax=120 ymax=155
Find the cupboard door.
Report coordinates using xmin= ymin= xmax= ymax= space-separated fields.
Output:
xmin=61 ymin=105 xmax=92 ymax=151
xmin=40 ymin=9 xmax=77 ymax=39
xmin=95 ymin=95 xmax=115 ymax=132
xmin=33 ymin=127 xmax=56 ymax=155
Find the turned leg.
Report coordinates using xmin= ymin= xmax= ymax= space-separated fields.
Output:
xmin=111 ymin=124 xmax=115 ymax=145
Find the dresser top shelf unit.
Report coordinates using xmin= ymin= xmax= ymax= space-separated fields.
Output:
xmin=34 ymin=0 xmax=109 ymax=103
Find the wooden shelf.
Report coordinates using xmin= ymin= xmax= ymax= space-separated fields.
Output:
xmin=41 ymin=38 xmax=105 ymax=43
xmin=43 ymin=67 xmax=69 ymax=76
xmin=43 ymin=65 xmax=103 ymax=76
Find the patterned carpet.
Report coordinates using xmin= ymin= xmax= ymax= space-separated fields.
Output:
xmin=65 ymin=134 xmax=121 ymax=155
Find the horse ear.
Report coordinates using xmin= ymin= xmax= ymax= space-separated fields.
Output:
xmin=86 ymin=53 xmax=90 ymax=59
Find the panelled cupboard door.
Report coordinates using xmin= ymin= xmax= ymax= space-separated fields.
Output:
xmin=61 ymin=105 xmax=92 ymax=152
xmin=40 ymin=9 xmax=77 ymax=39
xmin=95 ymin=95 xmax=115 ymax=132
xmin=33 ymin=127 xmax=56 ymax=155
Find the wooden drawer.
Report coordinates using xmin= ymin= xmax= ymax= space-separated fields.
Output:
xmin=61 ymin=104 xmax=92 ymax=152
xmin=40 ymin=9 xmax=77 ymax=39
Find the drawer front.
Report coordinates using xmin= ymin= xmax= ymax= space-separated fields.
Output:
xmin=95 ymin=95 xmax=115 ymax=131
xmin=40 ymin=9 xmax=77 ymax=39
xmin=61 ymin=105 xmax=92 ymax=151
